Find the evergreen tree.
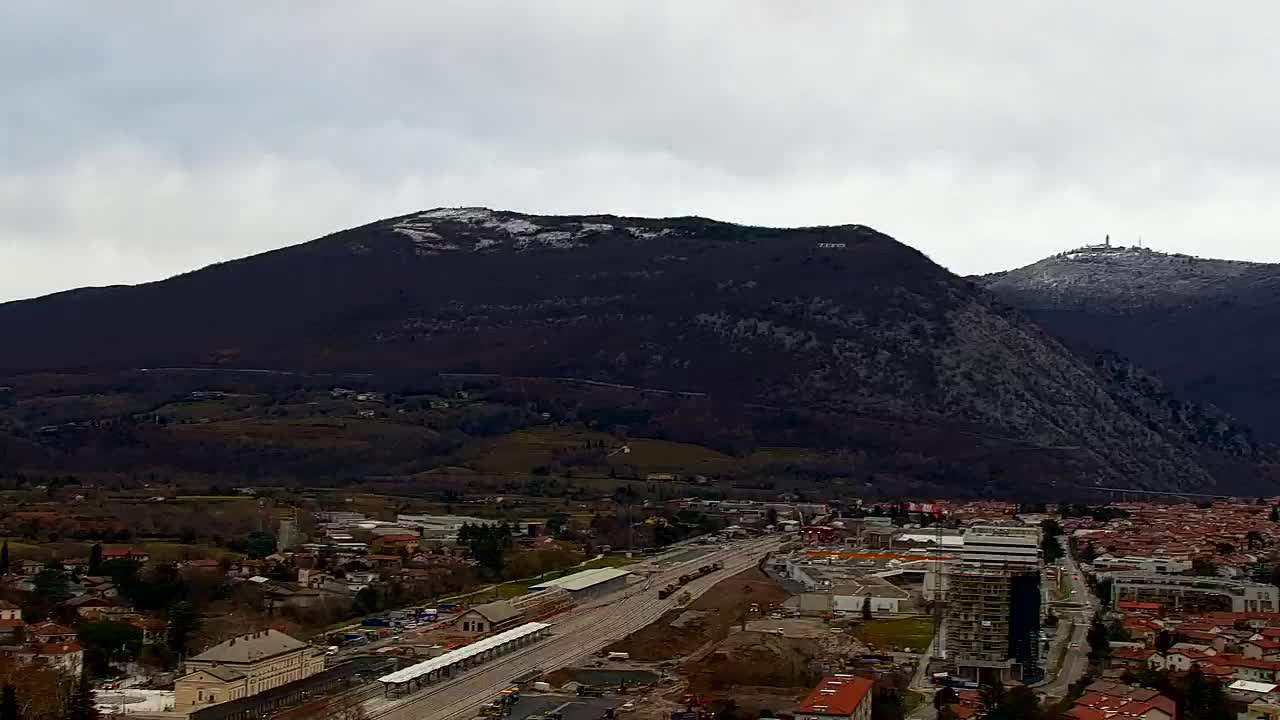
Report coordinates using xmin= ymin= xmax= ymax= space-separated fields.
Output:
xmin=0 ymin=685 xmax=17 ymax=720
xmin=0 ymin=541 xmax=7 ymax=576
xmin=862 ymin=596 xmax=873 ymax=621
xmin=165 ymin=601 xmax=202 ymax=658
xmin=934 ymin=687 xmax=959 ymax=711
xmin=63 ymin=670 xmax=99 ymax=720
xmin=1041 ymin=534 xmax=1063 ymax=564
xmin=88 ymin=544 xmax=103 ymax=576
xmin=1181 ymin=665 xmax=1230 ymax=720
xmin=870 ymin=688 xmax=905 ymax=720
xmin=1087 ymin=613 xmax=1110 ymax=665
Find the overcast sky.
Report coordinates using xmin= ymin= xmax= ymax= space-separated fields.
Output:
xmin=5 ymin=2 xmax=1280 ymax=302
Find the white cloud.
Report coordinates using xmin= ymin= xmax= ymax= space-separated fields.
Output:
xmin=5 ymin=1 xmax=1280 ymax=301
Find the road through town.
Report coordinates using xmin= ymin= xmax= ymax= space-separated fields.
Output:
xmin=1038 ymin=537 xmax=1098 ymax=698
xmin=365 ymin=537 xmax=781 ymax=720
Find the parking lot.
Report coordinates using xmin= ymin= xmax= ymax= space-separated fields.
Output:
xmin=508 ymin=695 xmax=621 ymax=720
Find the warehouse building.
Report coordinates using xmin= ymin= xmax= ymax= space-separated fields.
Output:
xmin=528 ymin=567 xmax=633 ymax=602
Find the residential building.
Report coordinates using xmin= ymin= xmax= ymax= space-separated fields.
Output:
xmin=944 ymin=525 xmax=1042 ymax=683
xmin=1240 ymin=699 xmax=1280 ymax=720
xmin=0 ymin=600 xmax=24 ymax=642
xmin=961 ymin=525 xmax=1040 ymax=568
xmin=1244 ymin=640 xmax=1280 ymax=661
xmin=1210 ymin=655 xmax=1280 ymax=683
xmin=22 ymin=643 xmax=83 ymax=675
xmin=100 ymin=547 xmax=149 ymax=563
xmin=1071 ymin=682 xmax=1176 ymax=720
xmin=29 ymin=623 xmax=76 ymax=644
xmin=793 ymin=675 xmax=874 ymax=720
xmin=1093 ymin=555 xmax=1191 ymax=575
xmin=1109 ymin=573 xmax=1278 ymax=613
xmin=175 ymin=629 xmax=324 ymax=711
xmin=373 ymin=533 xmax=420 ymax=554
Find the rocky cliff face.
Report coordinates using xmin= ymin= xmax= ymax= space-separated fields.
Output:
xmin=982 ymin=245 xmax=1280 ymax=445
xmin=0 ymin=213 xmax=1261 ymax=493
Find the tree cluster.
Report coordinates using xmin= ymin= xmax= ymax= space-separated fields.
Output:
xmin=1122 ymin=667 xmax=1230 ymax=720
xmin=977 ymin=682 xmax=1042 ymax=720
xmin=458 ymin=523 xmax=514 ymax=575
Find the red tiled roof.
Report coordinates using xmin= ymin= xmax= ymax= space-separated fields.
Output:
xmin=378 ymin=534 xmax=419 ymax=543
xmin=1075 ymin=693 xmax=1112 ymax=709
xmin=1116 ymin=702 xmax=1157 ymax=716
xmin=1066 ymin=708 xmax=1107 ymax=720
xmin=795 ymin=676 xmax=875 ymax=717
xmin=1216 ymin=655 xmax=1280 ymax=670
xmin=100 ymin=546 xmax=144 ymax=556
xmin=32 ymin=642 xmax=82 ymax=655
xmin=29 ymin=622 xmax=74 ymax=636
xmin=1112 ymin=648 xmax=1155 ymax=661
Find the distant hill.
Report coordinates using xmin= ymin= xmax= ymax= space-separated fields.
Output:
xmin=0 ymin=211 xmax=1268 ymax=495
xmin=981 ymin=245 xmax=1280 ymax=445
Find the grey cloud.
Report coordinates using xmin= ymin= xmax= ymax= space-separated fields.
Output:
xmin=4 ymin=1 xmax=1280 ymax=301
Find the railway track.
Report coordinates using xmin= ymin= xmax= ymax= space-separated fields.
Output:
xmin=365 ymin=539 xmax=777 ymax=720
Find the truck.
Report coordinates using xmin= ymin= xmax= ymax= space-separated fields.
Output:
xmin=439 ymin=603 xmax=460 ymax=611
xmin=362 ymin=616 xmax=391 ymax=628
xmin=607 ymin=652 xmax=630 ymax=661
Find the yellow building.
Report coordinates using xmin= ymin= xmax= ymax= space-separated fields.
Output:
xmin=175 ymin=629 xmax=324 ymax=711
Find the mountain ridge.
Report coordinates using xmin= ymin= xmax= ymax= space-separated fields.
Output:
xmin=981 ymin=243 xmax=1280 ymax=445
xmin=0 ymin=210 xmax=1269 ymax=495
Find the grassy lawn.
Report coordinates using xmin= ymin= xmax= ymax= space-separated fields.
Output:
xmin=469 ymin=428 xmax=612 ymax=474
xmin=611 ymin=438 xmax=734 ymax=472
xmin=746 ymin=446 xmax=821 ymax=463
xmin=863 ymin=616 xmax=935 ymax=651
xmin=464 ymin=426 xmax=830 ymax=478
xmin=576 ymin=554 xmax=636 ymax=570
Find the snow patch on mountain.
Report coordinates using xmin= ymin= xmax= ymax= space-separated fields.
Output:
xmin=385 ymin=207 xmax=674 ymax=252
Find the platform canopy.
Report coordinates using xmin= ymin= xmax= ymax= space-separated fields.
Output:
xmin=378 ymin=622 xmax=551 ymax=685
